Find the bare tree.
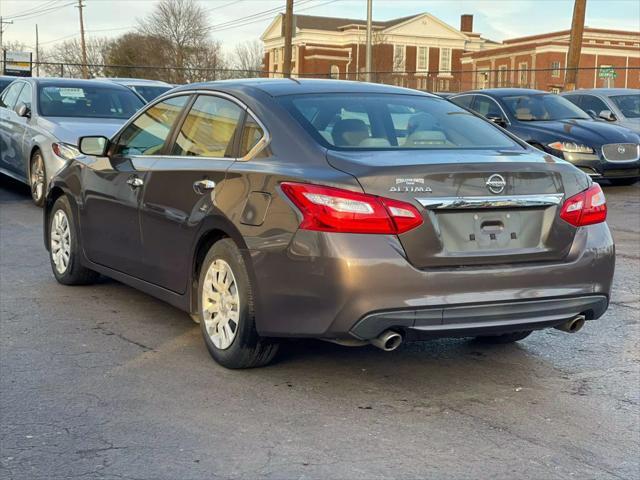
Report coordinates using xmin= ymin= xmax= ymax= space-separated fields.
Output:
xmin=231 ymin=40 xmax=264 ymax=78
xmin=42 ymin=37 xmax=112 ymax=78
xmin=139 ymin=0 xmax=210 ymax=83
xmin=184 ymin=39 xmax=227 ymax=82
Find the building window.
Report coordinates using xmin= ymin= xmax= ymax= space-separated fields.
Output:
xmin=393 ymin=45 xmax=405 ymax=71
xmin=437 ymin=78 xmax=450 ymax=92
xmin=550 ymin=87 xmax=561 ymax=94
xmin=551 ymin=61 xmax=561 ymax=77
xmin=417 ymin=46 xmax=428 ymax=71
xmin=439 ymin=48 xmax=451 ymax=74
xmin=518 ymin=62 xmax=528 ymax=86
xmin=497 ymin=65 xmax=508 ymax=87
xmin=330 ymin=64 xmax=340 ymax=79
xmin=274 ymin=48 xmax=279 ymax=63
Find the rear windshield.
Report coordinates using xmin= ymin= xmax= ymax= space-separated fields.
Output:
xmin=502 ymin=94 xmax=590 ymax=121
xmin=38 ymin=85 xmax=144 ymax=118
xmin=611 ymin=94 xmax=640 ymax=119
xmin=130 ymin=85 xmax=172 ymax=102
xmin=279 ymin=93 xmax=520 ymax=150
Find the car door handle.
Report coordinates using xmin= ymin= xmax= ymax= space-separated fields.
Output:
xmin=193 ymin=179 xmax=216 ymax=195
xmin=127 ymin=176 xmax=144 ymax=188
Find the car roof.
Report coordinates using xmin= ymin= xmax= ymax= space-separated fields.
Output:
xmin=453 ymin=88 xmax=548 ymax=98
xmin=171 ymin=78 xmax=437 ymax=98
xmin=31 ymin=77 xmax=133 ymax=90
xmin=561 ymin=88 xmax=640 ymax=96
xmin=104 ymin=78 xmax=172 ymax=87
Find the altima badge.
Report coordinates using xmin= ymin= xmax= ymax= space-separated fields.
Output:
xmin=486 ymin=174 xmax=506 ymax=194
xmin=390 ymin=178 xmax=432 ymax=193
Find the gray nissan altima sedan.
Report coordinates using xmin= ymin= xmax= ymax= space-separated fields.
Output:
xmin=43 ymin=79 xmax=615 ymax=368
xmin=0 ymin=78 xmax=144 ymax=205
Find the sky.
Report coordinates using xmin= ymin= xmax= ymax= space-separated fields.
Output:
xmin=1 ymin=0 xmax=639 ymax=54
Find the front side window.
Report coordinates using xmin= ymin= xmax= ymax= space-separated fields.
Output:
xmin=473 ymin=96 xmax=505 ymax=120
xmin=172 ymin=95 xmax=243 ymax=157
xmin=417 ymin=46 xmax=428 ymax=71
xmin=611 ymin=94 xmax=640 ymax=118
xmin=502 ymin=94 xmax=591 ymax=121
xmin=439 ymin=48 xmax=451 ymax=73
xmin=114 ymin=95 xmax=189 ymax=156
xmin=0 ymin=83 xmax=24 ymax=109
xmin=38 ymin=84 xmax=143 ymax=119
xmin=450 ymin=95 xmax=474 ymax=109
xmin=579 ymin=95 xmax=609 ymax=115
xmin=15 ymin=83 xmax=32 ymax=108
xmin=281 ymin=93 xmax=520 ymax=150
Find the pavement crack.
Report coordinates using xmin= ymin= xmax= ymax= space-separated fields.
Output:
xmin=92 ymin=323 xmax=154 ymax=352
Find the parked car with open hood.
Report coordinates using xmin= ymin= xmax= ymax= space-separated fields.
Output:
xmin=0 ymin=77 xmax=144 ymax=205
xmin=450 ymin=88 xmax=640 ymax=185
xmin=560 ymin=88 xmax=640 ymax=134
xmin=103 ymin=78 xmax=173 ymax=103
xmin=45 ymin=79 xmax=614 ymax=368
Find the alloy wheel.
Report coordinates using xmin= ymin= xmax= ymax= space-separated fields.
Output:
xmin=202 ymin=259 xmax=240 ymax=350
xmin=30 ymin=154 xmax=45 ymax=204
xmin=50 ymin=209 xmax=71 ymax=274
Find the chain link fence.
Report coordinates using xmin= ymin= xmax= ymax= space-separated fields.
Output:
xmin=1 ymin=61 xmax=636 ymax=93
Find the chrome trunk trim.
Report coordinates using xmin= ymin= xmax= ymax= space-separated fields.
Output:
xmin=416 ymin=193 xmax=565 ymax=210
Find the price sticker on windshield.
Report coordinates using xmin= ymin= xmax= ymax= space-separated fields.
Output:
xmin=58 ymin=88 xmax=86 ymax=98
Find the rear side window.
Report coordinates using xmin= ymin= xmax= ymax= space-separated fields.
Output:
xmin=114 ymin=95 xmax=189 ymax=156
xmin=172 ymin=95 xmax=243 ymax=157
xmin=280 ymin=93 xmax=519 ymax=150
xmin=239 ymin=114 xmax=265 ymax=157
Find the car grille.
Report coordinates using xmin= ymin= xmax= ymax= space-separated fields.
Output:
xmin=602 ymin=143 xmax=639 ymax=162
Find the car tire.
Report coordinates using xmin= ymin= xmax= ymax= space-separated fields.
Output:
xmin=609 ymin=178 xmax=638 ymax=186
xmin=198 ymin=238 xmax=279 ymax=369
xmin=475 ymin=330 xmax=532 ymax=344
xmin=49 ymin=196 xmax=99 ymax=285
xmin=30 ymin=150 xmax=46 ymax=207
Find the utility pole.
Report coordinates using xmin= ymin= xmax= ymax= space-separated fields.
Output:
xmin=0 ymin=16 xmax=14 ymax=50
xmin=283 ymin=0 xmax=294 ymax=78
xmin=76 ymin=0 xmax=88 ymax=78
xmin=564 ymin=0 xmax=586 ymax=91
xmin=35 ymin=24 xmax=40 ymax=76
xmin=365 ymin=0 xmax=372 ymax=82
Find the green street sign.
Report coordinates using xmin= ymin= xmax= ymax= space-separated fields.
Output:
xmin=599 ymin=68 xmax=617 ymax=78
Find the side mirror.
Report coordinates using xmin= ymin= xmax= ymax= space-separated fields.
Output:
xmin=486 ymin=114 xmax=507 ymax=128
xmin=79 ymin=136 xmax=109 ymax=156
xmin=15 ymin=102 xmax=31 ymax=118
xmin=598 ymin=110 xmax=616 ymax=122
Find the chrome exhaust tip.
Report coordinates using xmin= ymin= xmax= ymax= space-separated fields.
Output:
xmin=555 ymin=314 xmax=586 ymax=333
xmin=370 ymin=330 xmax=403 ymax=351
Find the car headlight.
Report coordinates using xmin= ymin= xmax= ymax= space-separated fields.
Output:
xmin=547 ymin=141 xmax=594 ymax=154
xmin=52 ymin=142 xmax=81 ymax=160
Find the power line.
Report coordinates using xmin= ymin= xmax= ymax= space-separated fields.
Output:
xmin=2 ymin=0 xmax=63 ymax=20
xmin=4 ymin=2 xmax=76 ymax=22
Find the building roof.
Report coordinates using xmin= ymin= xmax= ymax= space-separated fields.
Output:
xmin=293 ymin=13 xmax=422 ymax=32
xmin=503 ymin=27 xmax=640 ymax=45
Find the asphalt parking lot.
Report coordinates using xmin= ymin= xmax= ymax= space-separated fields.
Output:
xmin=0 ymin=176 xmax=638 ymax=480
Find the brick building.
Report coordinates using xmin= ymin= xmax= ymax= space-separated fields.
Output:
xmin=460 ymin=28 xmax=640 ymax=92
xmin=260 ymin=12 xmax=497 ymax=91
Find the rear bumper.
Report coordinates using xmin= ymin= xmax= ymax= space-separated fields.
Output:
xmin=250 ymin=222 xmax=615 ymax=339
xmin=351 ymin=295 xmax=608 ymax=340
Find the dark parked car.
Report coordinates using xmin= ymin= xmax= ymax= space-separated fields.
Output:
xmin=450 ymin=88 xmax=640 ymax=185
xmin=0 ymin=78 xmax=144 ymax=205
xmin=560 ymin=88 xmax=640 ymax=134
xmin=104 ymin=78 xmax=173 ymax=102
xmin=44 ymin=79 xmax=614 ymax=368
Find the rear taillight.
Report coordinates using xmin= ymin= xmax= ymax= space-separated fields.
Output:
xmin=280 ymin=182 xmax=423 ymax=234
xmin=560 ymin=183 xmax=607 ymax=227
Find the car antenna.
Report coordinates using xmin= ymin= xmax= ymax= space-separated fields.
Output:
xmin=287 ymin=76 xmax=301 ymax=85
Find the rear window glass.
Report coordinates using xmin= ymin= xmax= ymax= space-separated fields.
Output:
xmin=130 ymin=85 xmax=172 ymax=102
xmin=279 ymin=93 xmax=519 ymax=150
xmin=38 ymin=84 xmax=144 ymax=119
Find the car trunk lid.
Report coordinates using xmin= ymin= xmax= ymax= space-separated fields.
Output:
xmin=327 ymin=148 xmax=589 ymax=268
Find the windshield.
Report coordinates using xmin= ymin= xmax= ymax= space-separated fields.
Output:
xmin=38 ymin=84 xmax=144 ymax=118
xmin=611 ymin=94 xmax=640 ymax=119
xmin=502 ymin=94 xmax=591 ymax=121
xmin=130 ymin=85 xmax=172 ymax=102
xmin=280 ymin=93 xmax=520 ymax=150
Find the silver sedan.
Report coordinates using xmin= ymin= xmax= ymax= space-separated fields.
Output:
xmin=0 ymin=77 xmax=144 ymax=205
